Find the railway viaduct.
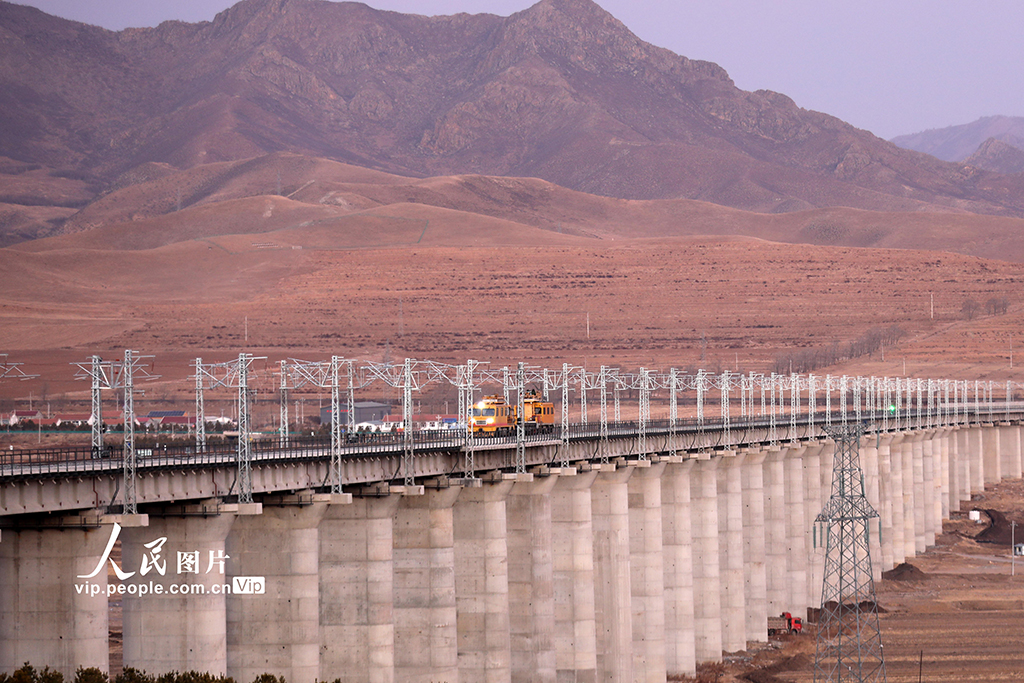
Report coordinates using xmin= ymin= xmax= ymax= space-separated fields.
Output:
xmin=1 ymin=388 xmax=1021 ymax=682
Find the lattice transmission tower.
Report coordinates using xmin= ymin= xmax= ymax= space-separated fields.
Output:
xmin=814 ymin=423 xmax=886 ymax=683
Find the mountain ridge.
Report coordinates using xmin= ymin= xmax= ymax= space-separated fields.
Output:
xmin=964 ymin=137 xmax=1024 ymax=175
xmin=3 ymin=0 xmax=1024 ymax=246
xmin=891 ymin=115 xmax=1024 ymax=163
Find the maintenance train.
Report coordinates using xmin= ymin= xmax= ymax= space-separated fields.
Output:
xmin=471 ymin=390 xmax=555 ymax=435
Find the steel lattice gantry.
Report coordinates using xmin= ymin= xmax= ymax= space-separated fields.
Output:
xmin=0 ymin=354 xmax=36 ymax=383
xmin=286 ymin=357 xmax=367 ymax=494
xmin=814 ymin=423 xmax=886 ymax=683
xmin=73 ymin=355 xmax=117 ymax=454
xmin=194 ymin=353 xmax=264 ymax=504
xmin=363 ymin=358 xmax=454 ymax=485
xmin=74 ymin=351 xmax=157 ymax=514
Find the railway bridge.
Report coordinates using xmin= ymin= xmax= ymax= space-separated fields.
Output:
xmin=1 ymin=357 xmax=1022 ymax=682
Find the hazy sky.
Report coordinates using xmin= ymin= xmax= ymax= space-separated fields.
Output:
xmin=13 ymin=0 xmax=1024 ymax=140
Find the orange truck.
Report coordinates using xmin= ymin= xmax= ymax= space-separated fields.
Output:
xmin=767 ymin=612 xmax=803 ymax=636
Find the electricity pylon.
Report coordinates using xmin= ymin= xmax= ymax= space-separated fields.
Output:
xmin=814 ymin=423 xmax=886 ymax=682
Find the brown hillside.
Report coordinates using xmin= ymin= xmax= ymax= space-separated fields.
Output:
xmin=21 ymin=153 xmax=1024 ymax=263
xmin=4 ymin=0 xmax=1024 ymax=246
xmin=4 ymin=210 xmax=1024 ymax=405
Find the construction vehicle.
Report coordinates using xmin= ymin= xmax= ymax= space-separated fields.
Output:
xmin=471 ymin=391 xmax=555 ymax=435
xmin=767 ymin=612 xmax=803 ymax=636
xmin=521 ymin=389 xmax=555 ymax=433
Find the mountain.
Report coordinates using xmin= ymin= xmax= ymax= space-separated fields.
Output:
xmin=891 ymin=115 xmax=1024 ymax=162
xmin=964 ymin=138 xmax=1024 ymax=175
xmin=5 ymin=0 xmax=1024 ymax=247
xmin=14 ymin=150 xmax=1024 ymax=263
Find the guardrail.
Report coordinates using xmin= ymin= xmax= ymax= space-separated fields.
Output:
xmin=3 ymin=408 xmax=1023 ymax=483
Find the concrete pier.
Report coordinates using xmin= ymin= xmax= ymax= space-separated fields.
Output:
xmin=591 ymin=465 xmax=635 ymax=682
xmin=968 ymin=427 xmax=984 ymax=495
xmin=121 ymin=510 xmax=237 ymax=675
xmin=662 ymin=460 xmax=696 ymax=677
xmin=900 ymin=437 xmax=917 ymax=561
xmin=690 ymin=456 xmax=722 ymax=662
xmin=507 ymin=475 xmax=557 ymax=683
xmin=453 ymin=479 xmax=514 ymax=683
xmin=806 ymin=440 xmax=831 ymax=602
xmin=877 ymin=435 xmax=896 ymax=571
xmin=947 ymin=428 xmax=962 ymax=514
xmin=0 ymin=525 xmax=111 ymax=678
xmin=227 ymin=502 xmax=328 ymax=683
xmin=628 ymin=462 xmax=667 ymax=683
xmin=784 ymin=447 xmax=808 ymax=618
xmin=982 ymin=425 xmax=1001 ymax=486
xmin=880 ymin=438 xmax=905 ymax=565
xmin=917 ymin=436 xmax=933 ymax=557
xmin=551 ymin=469 xmax=599 ymax=682
xmin=1001 ymin=423 xmax=1022 ymax=480
xmin=958 ymin=428 xmax=973 ymax=506
xmin=392 ymin=487 xmax=461 ymax=683
xmin=861 ymin=437 xmax=883 ymax=582
xmin=740 ymin=449 xmax=768 ymax=645
xmin=938 ymin=429 xmax=951 ymax=519
xmin=319 ymin=494 xmax=402 ymax=683
xmin=922 ymin=433 xmax=938 ymax=547
xmin=762 ymin=447 xmax=787 ymax=617
xmin=717 ymin=451 xmax=746 ymax=653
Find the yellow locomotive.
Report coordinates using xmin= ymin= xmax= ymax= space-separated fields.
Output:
xmin=471 ymin=390 xmax=555 ymax=435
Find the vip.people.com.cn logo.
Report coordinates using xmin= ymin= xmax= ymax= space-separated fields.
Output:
xmin=74 ymin=522 xmax=266 ymax=597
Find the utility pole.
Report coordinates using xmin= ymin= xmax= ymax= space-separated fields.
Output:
xmin=1013 ymin=521 xmax=1017 ymax=577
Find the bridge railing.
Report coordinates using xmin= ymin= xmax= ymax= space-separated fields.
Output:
xmin=4 ymin=407 xmax=1024 ymax=482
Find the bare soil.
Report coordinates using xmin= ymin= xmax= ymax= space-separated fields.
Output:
xmin=5 ymin=215 xmax=1024 ymax=435
xmin=723 ymin=477 xmax=1024 ymax=683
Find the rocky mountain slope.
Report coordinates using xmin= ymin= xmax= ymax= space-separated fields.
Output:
xmin=3 ymin=0 xmax=1024 ymax=246
xmin=964 ymin=138 xmax=1024 ymax=175
xmin=892 ymin=115 xmax=1024 ymax=162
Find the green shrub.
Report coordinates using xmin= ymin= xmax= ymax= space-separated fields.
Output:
xmin=153 ymin=673 xmax=234 ymax=683
xmin=73 ymin=669 xmax=107 ymax=683
xmin=251 ymin=676 xmax=285 ymax=683
xmin=114 ymin=669 xmax=153 ymax=683
xmin=4 ymin=665 xmax=63 ymax=683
